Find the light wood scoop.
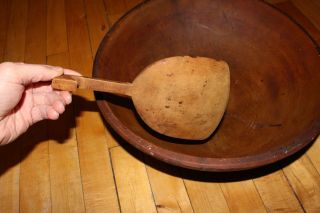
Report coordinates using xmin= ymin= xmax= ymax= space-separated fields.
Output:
xmin=52 ymin=56 xmax=230 ymax=140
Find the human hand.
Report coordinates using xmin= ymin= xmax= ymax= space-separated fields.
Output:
xmin=0 ymin=62 xmax=79 ymax=145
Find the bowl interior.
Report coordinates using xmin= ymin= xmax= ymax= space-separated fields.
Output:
xmin=93 ymin=0 xmax=320 ymax=171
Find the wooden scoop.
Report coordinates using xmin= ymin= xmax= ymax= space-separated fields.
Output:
xmin=52 ymin=56 xmax=230 ymax=140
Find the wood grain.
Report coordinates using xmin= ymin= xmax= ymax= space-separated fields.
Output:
xmin=4 ymin=0 xmax=27 ymax=62
xmin=65 ymin=0 xmax=119 ymax=211
xmin=253 ymin=170 xmax=304 ymax=212
xmin=307 ymin=137 xmax=320 ymax=174
xmin=0 ymin=0 xmax=28 ymax=212
xmin=24 ymin=0 xmax=46 ymax=63
xmin=47 ymin=0 xmax=68 ymax=55
xmin=111 ymin=147 xmax=156 ymax=213
xmin=283 ymin=155 xmax=320 ymax=212
xmin=184 ymin=179 xmax=229 ymax=212
xmin=71 ymin=96 xmax=120 ymax=212
xmin=46 ymin=2 xmax=86 ymax=210
xmin=145 ymin=160 xmax=193 ymax=212
xmin=85 ymin=0 xmax=110 ymax=54
xmin=0 ymin=0 xmax=9 ymax=60
xmin=220 ymin=180 xmax=267 ymax=213
xmin=104 ymin=127 xmax=120 ymax=149
xmin=47 ymin=52 xmax=85 ymax=213
xmin=66 ymin=0 xmax=92 ymax=76
xmin=86 ymin=0 xmax=119 ymax=149
xmin=19 ymin=0 xmax=51 ymax=212
xmin=104 ymin=0 xmax=128 ymax=26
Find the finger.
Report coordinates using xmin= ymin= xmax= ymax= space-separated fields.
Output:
xmin=10 ymin=63 xmax=64 ymax=84
xmin=32 ymin=91 xmax=68 ymax=106
xmin=58 ymin=91 xmax=72 ymax=105
xmin=47 ymin=107 xmax=60 ymax=120
xmin=0 ymin=62 xmax=81 ymax=85
xmin=63 ymin=68 xmax=82 ymax=76
xmin=31 ymin=83 xmax=72 ymax=104
xmin=52 ymin=100 xmax=65 ymax=114
xmin=31 ymin=105 xmax=59 ymax=123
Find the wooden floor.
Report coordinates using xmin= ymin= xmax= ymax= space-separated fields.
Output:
xmin=0 ymin=0 xmax=319 ymax=212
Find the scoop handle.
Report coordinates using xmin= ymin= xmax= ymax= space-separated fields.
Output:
xmin=52 ymin=75 xmax=133 ymax=97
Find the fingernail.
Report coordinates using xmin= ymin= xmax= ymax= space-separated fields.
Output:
xmin=44 ymin=65 xmax=63 ymax=72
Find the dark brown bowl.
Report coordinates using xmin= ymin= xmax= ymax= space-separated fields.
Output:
xmin=93 ymin=0 xmax=320 ymax=171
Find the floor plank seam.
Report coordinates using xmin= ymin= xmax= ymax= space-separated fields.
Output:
xmin=252 ymin=179 xmax=270 ymax=212
xmin=142 ymin=156 xmax=159 ymax=213
xmin=82 ymin=0 xmax=95 ymax=61
xmin=102 ymin=0 xmax=113 ymax=26
xmin=46 ymin=51 xmax=70 ymax=59
xmin=306 ymin=151 xmax=320 ymax=177
xmin=101 ymin=0 xmax=113 ymax=28
xmin=281 ymin=168 xmax=307 ymax=213
xmin=218 ymin=183 xmax=232 ymax=213
xmin=108 ymin=148 xmax=122 ymax=212
xmin=72 ymin=103 xmax=87 ymax=212
xmin=181 ymin=179 xmax=195 ymax=213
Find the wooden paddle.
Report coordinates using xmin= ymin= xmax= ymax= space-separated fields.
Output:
xmin=52 ymin=56 xmax=230 ymax=140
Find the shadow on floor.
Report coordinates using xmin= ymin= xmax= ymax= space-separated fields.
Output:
xmin=0 ymin=95 xmax=97 ymax=176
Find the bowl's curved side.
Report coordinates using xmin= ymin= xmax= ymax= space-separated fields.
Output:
xmin=96 ymin=101 xmax=320 ymax=171
xmin=93 ymin=0 xmax=320 ymax=171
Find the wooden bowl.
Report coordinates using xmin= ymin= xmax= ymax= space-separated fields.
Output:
xmin=93 ymin=0 xmax=320 ymax=171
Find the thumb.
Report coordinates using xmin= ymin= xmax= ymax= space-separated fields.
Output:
xmin=11 ymin=63 xmax=64 ymax=85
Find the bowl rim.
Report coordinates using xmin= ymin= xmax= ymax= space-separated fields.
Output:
xmin=93 ymin=0 xmax=320 ymax=171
